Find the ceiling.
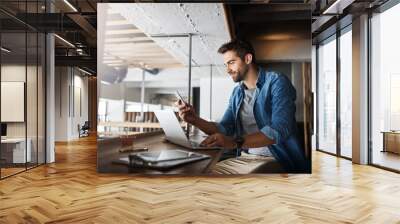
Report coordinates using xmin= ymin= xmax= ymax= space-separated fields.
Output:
xmin=0 ymin=0 xmax=98 ymax=74
xmin=6 ymin=0 xmax=379 ymax=76
xmin=99 ymin=2 xmax=314 ymax=87
xmin=226 ymin=3 xmax=311 ymax=63
xmin=228 ymin=3 xmax=311 ymax=38
xmin=100 ymin=3 xmax=183 ymax=70
xmin=102 ymin=3 xmax=230 ymax=76
xmin=311 ymin=0 xmax=389 ymax=43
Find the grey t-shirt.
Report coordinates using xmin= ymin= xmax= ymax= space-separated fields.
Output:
xmin=240 ymin=87 xmax=273 ymax=157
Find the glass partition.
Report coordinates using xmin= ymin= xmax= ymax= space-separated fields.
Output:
xmin=339 ymin=27 xmax=352 ymax=158
xmin=317 ymin=35 xmax=337 ymax=154
xmin=370 ymin=2 xmax=400 ymax=171
xmin=1 ymin=31 xmax=28 ymax=177
xmin=0 ymin=1 xmax=46 ymax=179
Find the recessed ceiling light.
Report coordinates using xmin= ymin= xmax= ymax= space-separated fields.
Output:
xmin=1 ymin=47 xmax=11 ymax=53
xmin=63 ymin=0 xmax=78 ymax=12
xmin=54 ymin=34 xmax=75 ymax=48
xmin=78 ymin=67 xmax=93 ymax=76
xmin=322 ymin=0 xmax=353 ymax=15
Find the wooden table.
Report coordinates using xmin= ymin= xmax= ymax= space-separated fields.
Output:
xmin=97 ymin=134 xmax=224 ymax=175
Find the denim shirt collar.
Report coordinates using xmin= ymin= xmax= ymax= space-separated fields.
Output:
xmin=239 ymin=66 xmax=266 ymax=91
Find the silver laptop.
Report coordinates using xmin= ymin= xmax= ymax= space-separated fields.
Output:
xmin=154 ymin=110 xmax=219 ymax=149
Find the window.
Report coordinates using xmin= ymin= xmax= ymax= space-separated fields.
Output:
xmin=339 ymin=27 xmax=352 ymax=158
xmin=370 ymin=2 xmax=400 ymax=171
xmin=316 ymin=23 xmax=353 ymax=159
xmin=317 ymin=36 xmax=337 ymax=154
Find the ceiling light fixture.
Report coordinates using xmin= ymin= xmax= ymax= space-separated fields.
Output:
xmin=63 ymin=0 xmax=78 ymax=12
xmin=78 ymin=67 xmax=93 ymax=76
xmin=322 ymin=0 xmax=354 ymax=15
xmin=54 ymin=34 xmax=75 ymax=48
xmin=1 ymin=47 xmax=11 ymax=53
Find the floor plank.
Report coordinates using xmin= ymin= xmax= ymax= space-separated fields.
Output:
xmin=0 ymin=136 xmax=399 ymax=223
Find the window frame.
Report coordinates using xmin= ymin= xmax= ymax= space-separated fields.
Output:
xmin=315 ymin=23 xmax=353 ymax=161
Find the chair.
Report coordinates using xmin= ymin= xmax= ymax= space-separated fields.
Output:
xmin=79 ymin=121 xmax=90 ymax=138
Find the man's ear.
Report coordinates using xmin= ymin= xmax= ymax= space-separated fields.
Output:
xmin=244 ymin=53 xmax=253 ymax=64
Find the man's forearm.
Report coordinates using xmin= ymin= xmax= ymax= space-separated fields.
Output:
xmin=242 ymin=132 xmax=275 ymax=148
xmin=192 ymin=117 xmax=219 ymax=135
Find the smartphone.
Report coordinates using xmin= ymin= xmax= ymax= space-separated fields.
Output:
xmin=175 ymin=90 xmax=188 ymax=105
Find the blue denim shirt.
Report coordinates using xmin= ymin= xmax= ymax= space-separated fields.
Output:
xmin=216 ymin=67 xmax=309 ymax=172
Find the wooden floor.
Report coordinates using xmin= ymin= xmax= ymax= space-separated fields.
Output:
xmin=1 ymin=167 xmax=26 ymax=178
xmin=1 ymin=137 xmax=400 ymax=223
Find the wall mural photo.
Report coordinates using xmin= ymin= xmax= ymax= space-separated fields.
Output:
xmin=97 ymin=3 xmax=312 ymax=175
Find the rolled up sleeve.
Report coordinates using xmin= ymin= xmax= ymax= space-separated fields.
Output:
xmin=260 ymin=75 xmax=296 ymax=144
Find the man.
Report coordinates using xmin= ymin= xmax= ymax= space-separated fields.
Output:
xmin=177 ymin=39 xmax=309 ymax=173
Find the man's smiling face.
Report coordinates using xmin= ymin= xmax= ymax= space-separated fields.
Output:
xmin=222 ymin=50 xmax=250 ymax=83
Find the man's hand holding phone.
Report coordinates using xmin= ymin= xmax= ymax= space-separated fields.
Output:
xmin=175 ymin=91 xmax=198 ymax=124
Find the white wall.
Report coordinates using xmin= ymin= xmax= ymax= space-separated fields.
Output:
xmin=55 ymin=67 xmax=89 ymax=141
xmin=55 ymin=67 xmax=69 ymax=141
xmin=1 ymin=65 xmax=41 ymax=138
xmin=1 ymin=63 xmax=46 ymax=163
xmin=199 ymin=76 xmax=236 ymax=122
xmin=1 ymin=65 xmax=26 ymax=138
xmin=71 ymin=74 xmax=89 ymax=138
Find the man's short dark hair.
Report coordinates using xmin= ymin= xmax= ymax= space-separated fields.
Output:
xmin=217 ymin=39 xmax=256 ymax=63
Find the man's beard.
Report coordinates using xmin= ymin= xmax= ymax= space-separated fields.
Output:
xmin=232 ymin=65 xmax=249 ymax=83
xmin=233 ymin=72 xmax=243 ymax=83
